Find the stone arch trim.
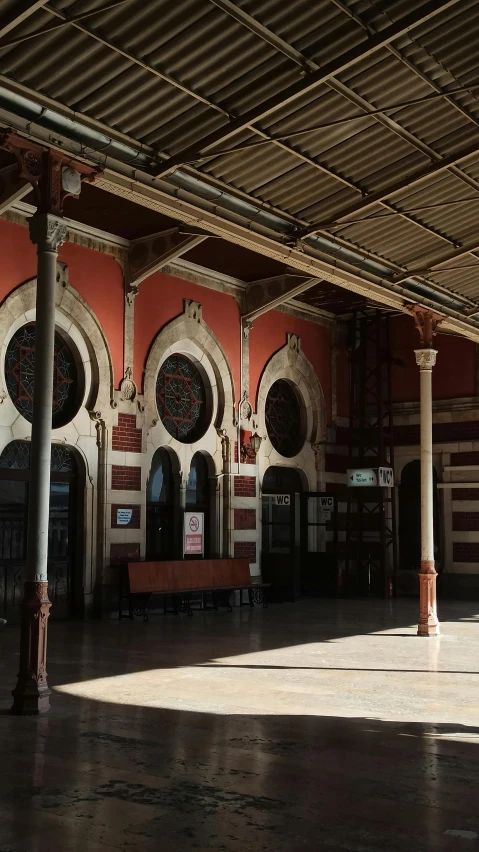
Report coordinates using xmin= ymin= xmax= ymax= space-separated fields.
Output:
xmin=256 ymin=336 xmax=326 ymax=448
xmin=143 ymin=301 xmax=235 ymax=437
xmin=0 ymin=265 xmax=114 ymax=417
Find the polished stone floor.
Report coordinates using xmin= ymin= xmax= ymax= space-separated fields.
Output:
xmin=0 ymin=599 xmax=479 ymax=851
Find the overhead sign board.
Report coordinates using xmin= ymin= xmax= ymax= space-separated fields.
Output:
xmin=347 ymin=469 xmax=377 ymax=487
xmin=183 ymin=512 xmax=204 ymax=555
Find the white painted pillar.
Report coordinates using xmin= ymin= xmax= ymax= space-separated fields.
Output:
xmin=414 ymin=348 xmax=440 ymax=636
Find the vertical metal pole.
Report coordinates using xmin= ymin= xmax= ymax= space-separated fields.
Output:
xmin=12 ymin=213 xmax=67 ymax=714
xmin=415 ymin=348 xmax=440 ymax=636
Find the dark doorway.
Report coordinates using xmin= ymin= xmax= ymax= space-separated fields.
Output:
xmin=146 ymin=448 xmax=177 ymax=560
xmin=261 ymin=466 xmax=303 ymax=601
xmin=186 ymin=452 xmax=211 ymax=557
xmin=398 ymin=460 xmax=441 ymax=595
xmin=0 ymin=441 xmax=81 ymax=621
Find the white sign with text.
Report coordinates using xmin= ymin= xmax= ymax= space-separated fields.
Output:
xmin=183 ymin=511 xmax=204 ymax=555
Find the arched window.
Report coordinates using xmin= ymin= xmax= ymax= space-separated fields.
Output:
xmin=156 ymin=354 xmax=207 ymax=442
xmin=186 ymin=453 xmax=209 ymax=508
xmin=265 ymin=380 xmax=303 ymax=457
xmin=5 ymin=324 xmax=80 ymax=428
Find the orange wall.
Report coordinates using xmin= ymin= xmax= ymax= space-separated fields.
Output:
xmin=134 ymin=272 xmax=241 ymax=394
xmin=0 ymin=220 xmax=124 ymax=387
xmin=391 ymin=315 xmax=477 ymax=402
xmin=249 ymin=311 xmax=332 ymax=424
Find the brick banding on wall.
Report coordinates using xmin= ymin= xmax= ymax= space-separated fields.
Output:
xmin=394 ymin=420 xmax=479 ymax=447
xmin=451 ymin=489 xmax=479 ymax=501
xmin=452 ymin=512 xmax=479 ymax=531
xmin=450 ymin=452 xmax=479 ymax=466
xmin=453 ymin=542 xmax=479 ymax=562
xmin=112 ymin=465 xmax=141 ymax=491
xmin=234 ymin=476 xmax=256 ymax=498
xmin=111 ymin=504 xmax=141 ymax=529
xmin=234 ymin=541 xmax=256 ymax=563
xmin=112 ymin=413 xmax=142 ymax=453
xmin=110 ymin=542 xmax=140 ymax=565
xmin=234 ymin=508 xmax=256 ymax=530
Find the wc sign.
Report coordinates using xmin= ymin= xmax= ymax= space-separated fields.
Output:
xmin=271 ymin=494 xmax=291 ymax=506
xmin=319 ymin=495 xmax=334 ymax=521
xmin=378 ymin=467 xmax=394 ymax=488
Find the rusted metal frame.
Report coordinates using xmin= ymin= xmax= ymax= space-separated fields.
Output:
xmin=0 ymin=0 xmax=49 ymax=39
xmin=153 ymin=1 xmax=461 ymax=176
xmin=300 ymin=138 xmax=479 ymax=237
xmin=0 ymin=0 xmax=133 ymax=48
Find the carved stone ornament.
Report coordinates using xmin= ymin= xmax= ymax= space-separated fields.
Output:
xmin=185 ymin=299 xmax=202 ymax=322
xmin=29 ymin=214 xmax=68 ymax=252
xmin=414 ymin=348 xmax=437 ymax=370
xmin=239 ymin=391 xmax=253 ymax=422
xmin=242 ymin=319 xmax=253 ymax=340
xmin=88 ymin=410 xmax=103 ymax=422
xmin=126 ymin=282 xmax=140 ymax=306
xmin=287 ymin=332 xmax=301 ymax=366
xmin=120 ymin=366 xmax=137 ymax=401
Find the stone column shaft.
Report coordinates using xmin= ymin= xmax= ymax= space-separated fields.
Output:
xmin=415 ymin=347 xmax=440 ymax=637
xmin=12 ymin=213 xmax=67 ymax=714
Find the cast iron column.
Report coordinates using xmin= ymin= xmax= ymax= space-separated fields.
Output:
xmin=11 ymin=214 xmax=67 ymax=714
xmin=414 ymin=347 xmax=440 ymax=637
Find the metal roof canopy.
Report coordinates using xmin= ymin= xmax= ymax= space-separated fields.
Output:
xmin=1 ymin=0 xmax=479 ymax=337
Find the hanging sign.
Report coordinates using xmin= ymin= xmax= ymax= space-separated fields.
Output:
xmin=269 ymin=494 xmax=291 ymax=506
xmin=379 ymin=467 xmax=394 ymax=488
xmin=183 ymin=511 xmax=204 ymax=555
xmin=116 ymin=508 xmax=133 ymax=526
xmin=347 ymin=469 xmax=377 ymax=487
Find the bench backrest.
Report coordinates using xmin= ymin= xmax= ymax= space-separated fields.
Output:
xmin=128 ymin=558 xmax=251 ymax=594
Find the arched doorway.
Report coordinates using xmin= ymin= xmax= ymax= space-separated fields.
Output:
xmin=398 ymin=460 xmax=441 ymax=595
xmin=146 ymin=448 xmax=178 ymax=560
xmin=261 ymin=465 xmax=303 ymax=601
xmin=0 ymin=441 xmax=82 ymax=620
xmin=186 ymin=452 xmax=211 ymax=557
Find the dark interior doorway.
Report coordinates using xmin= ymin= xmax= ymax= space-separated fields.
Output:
xmin=398 ymin=460 xmax=441 ymax=594
xmin=261 ymin=465 xmax=303 ymax=601
xmin=0 ymin=440 xmax=81 ymax=620
xmin=146 ymin=448 xmax=176 ymax=560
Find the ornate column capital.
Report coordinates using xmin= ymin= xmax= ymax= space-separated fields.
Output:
xmin=414 ymin=348 xmax=437 ymax=370
xmin=29 ymin=213 xmax=67 ymax=253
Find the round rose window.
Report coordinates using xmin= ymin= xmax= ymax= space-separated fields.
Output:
xmin=265 ymin=379 xmax=303 ymax=457
xmin=5 ymin=324 xmax=80 ymax=428
xmin=156 ymin=354 xmax=207 ymax=442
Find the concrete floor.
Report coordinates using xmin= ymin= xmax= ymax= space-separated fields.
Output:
xmin=0 ymin=599 xmax=478 ymax=852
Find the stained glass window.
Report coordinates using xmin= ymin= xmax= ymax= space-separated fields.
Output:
xmin=265 ymin=380 xmax=303 ymax=458
xmin=5 ymin=325 xmax=78 ymax=428
xmin=156 ymin=354 xmax=206 ymax=442
xmin=0 ymin=441 xmax=75 ymax=473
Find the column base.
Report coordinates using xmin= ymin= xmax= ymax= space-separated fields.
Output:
xmin=11 ymin=581 xmax=51 ymax=715
xmin=417 ymin=562 xmax=440 ymax=637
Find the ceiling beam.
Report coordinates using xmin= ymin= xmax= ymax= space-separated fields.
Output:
xmin=242 ymin=275 xmax=321 ymax=321
xmin=299 ymin=137 xmax=479 ymax=237
xmin=0 ymin=163 xmax=30 ymax=214
xmin=0 ymin=0 xmax=49 ymax=40
xmin=0 ymin=0 xmax=132 ymax=48
xmin=126 ymin=228 xmax=207 ymax=294
xmin=154 ymin=0 xmax=461 ymax=176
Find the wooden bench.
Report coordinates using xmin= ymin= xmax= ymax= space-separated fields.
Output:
xmin=122 ymin=558 xmax=270 ymax=619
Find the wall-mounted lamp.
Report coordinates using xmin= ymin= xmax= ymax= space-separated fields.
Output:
xmin=241 ymin=431 xmax=262 ymax=462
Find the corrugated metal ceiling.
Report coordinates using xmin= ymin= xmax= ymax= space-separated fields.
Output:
xmin=2 ymin=0 xmax=479 ymax=309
